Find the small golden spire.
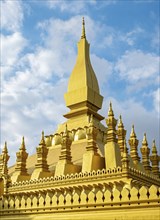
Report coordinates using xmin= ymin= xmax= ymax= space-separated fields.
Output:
xmin=81 ymin=17 xmax=86 ymax=39
xmin=128 ymin=125 xmax=140 ymax=165
xmin=123 ymin=141 xmax=128 ymax=154
xmin=108 ymin=101 xmax=114 ymax=116
xmin=152 ymin=140 xmax=157 ymax=154
xmin=64 ymin=124 xmax=68 ymax=135
xmin=150 ymin=139 xmax=159 ymax=177
xmin=130 ymin=124 xmax=136 ymax=137
xmin=117 ymin=114 xmax=126 ymax=155
xmin=140 ymin=132 xmax=151 ymax=172
xmin=2 ymin=141 xmax=8 ymax=154
xmin=20 ymin=136 xmax=25 ymax=150
xmin=118 ymin=115 xmax=123 ymax=126
xmin=39 ymin=131 xmax=45 ymax=145
xmin=121 ymin=140 xmax=129 ymax=169
xmin=142 ymin=133 xmax=148 ymax=146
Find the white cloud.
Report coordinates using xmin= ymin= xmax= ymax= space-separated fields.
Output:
xmin=1 ymin=32 xmax=27 ymax=77
xmin=151 ymin=26 xmax=159 ymax=49
xmin=91 ymin=54 xmax=113 ymax=84
xmin=47 ymin=0 xmax=86 ymax=13
xmin=115 ymin=50 xmax=159 ymax=82
xmin=1 ymin=0 xmax=23 ymax=32
xmin=46 ymin=0 xmax=116 ymax=14
xmin=152 ymin=88 xmax=160 ymax=114
xmin=120 ymin=27 xmax=144 ymax=46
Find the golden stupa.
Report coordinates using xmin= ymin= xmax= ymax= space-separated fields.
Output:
xmin=0 ymin=18 xmax=159 ymax=220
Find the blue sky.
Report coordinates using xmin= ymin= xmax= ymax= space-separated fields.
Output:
xmin=1 ymin=0 xmax=159 ymax=165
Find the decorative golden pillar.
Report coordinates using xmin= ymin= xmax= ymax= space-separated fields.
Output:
xmin=140 ymin=133 xmax=151 ymax=173
xmin=117 ymin=115 xmax=126 ymax=157
xmin=104 ymin=102 xmax=121 ymax=169
xmin=121 ymin=141 xmax=129 ymax=170
xmin=55 ymin=125 xmax=80 ymax=176
xmin=11 ymin=137 xmax=30 ymax=182
xmin=0 ymin=142 xmax=10 ymax=176
xmin=0 ymin=142 xmax=10 ymax=196
xmin=128 ymin=125 xmax=140 ymax=165
xmin=31 ymin=131 xmax=51 ymax=179
xmin=150 ymin=140 xmax=160 ymax=177
xmin=82 ymin=115 xmax=105 ymax=172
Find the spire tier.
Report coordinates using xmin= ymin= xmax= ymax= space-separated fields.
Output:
xmin=140 ymin=133 xmax=151 ymax=173
xmin=117 ymin=115 xmax=126 ymax=156
xmin=64 ymin=17 xmax=103 ymax=121
xmin=128 ymin=125 xmax=140 ymax=165
xmin=150 ymin=140 xmax=160 ymax=177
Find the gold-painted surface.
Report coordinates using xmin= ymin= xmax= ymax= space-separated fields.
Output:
xmin=0 ymin=18 xmax=160 ymax=220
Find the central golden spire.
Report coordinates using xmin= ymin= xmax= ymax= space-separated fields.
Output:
xmin=81 ymin=17 xmax=86 ymax=39
xmin=64 ymin=18 xmax=103 ymax=121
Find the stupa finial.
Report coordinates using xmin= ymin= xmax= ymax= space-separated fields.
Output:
xmin=108 ymin=101 xmax=114 ymax=117
xmin=64 ymin=124 xmax=68 ymax=135
xmin=20 ymin=136 xmax=25 ymax=150
xmin=81 ymin=17 xmax=86 ymax=39
xmin=142 ymin=133 xmax=148 ymax=146
xmin=2 ymin=141 xmax=8 ymax=155
xmin=39 ymin=131 xmax=45 ymax=145
xmin=130 ymin=124 xmax=136 ymax=138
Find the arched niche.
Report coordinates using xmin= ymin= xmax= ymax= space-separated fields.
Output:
xmin=74 ymin=128 xmax=86 ymax=141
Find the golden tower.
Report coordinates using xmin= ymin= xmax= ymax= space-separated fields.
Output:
xmin=0 ymin=18 xmax=160 ymax=220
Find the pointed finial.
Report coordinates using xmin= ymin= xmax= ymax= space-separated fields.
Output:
xmin=108 ymin=101 xmax=114 ymax=116
xmin=81 ymin=17 xmax=86 ymax=39
xmin=123 ymin=141 xmax=128 ymax=154
xmin=42 ymin=131 xmax=44 ymax=139
xmin=118 ymin=115 xmax=123 ymax=126
xmin=142 ymin=133 xmax=148 ymax=145
xmin=40 ymin=131 xmax=45 ymax=145
xmin=2 ymin=141 xmax=8 ymax=154
xmin=110 ymin=101 xmax=112 ymax=109
xmin=20 ymin=136 xmax=25 ymax=150
xmin=130 ymin=124 xmax=136 ymax=137
xmin=64 ymin=124 xmax=68 ymax=135
xmin=152 ymin=139 xmax=157 ymax=154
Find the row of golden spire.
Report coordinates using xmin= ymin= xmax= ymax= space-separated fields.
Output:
xmin=1 ymin=102 xmax=158 ymax=165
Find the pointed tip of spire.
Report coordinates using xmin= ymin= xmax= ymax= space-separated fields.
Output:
xmin=118 ymin=114 xmax=124 ymax=127
xmin=81 ymin=16 xmax=86 ymax=39
xmin=39 ymin=131 xmax=45 ymax=145
xmin=108 ymin=101 xmax=114 ymax=116
xmin=3 ymin=141 xmax=8 ymax=154
xmin=64 ymin=124 xmax=68 ymax=134
xmin=123 ymin=141 xmax=128 ymax=154
xmin=4 ymin=141 xmax=7 ymax=148
xmin=42 ymin=130 xmax=44 ymax=139
xmin=110 ymin=101 xmax=112 ymax=108
xmin=22 ymin=136 xmax=25 ymax=144
xmin=153 ymin=139 xmax=155 ymax=145
xmin=20 ymin=136 xmax=26 ymax=150
xmin=142 ymin=132 xmax=148 ymax=145
xmin=152 ymin=139 xmax=157 ymax=153
xmin=119 ymin=114 xmax=122 ymax=122
xmin=130 ymin=124 xmax=136 ymax=137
